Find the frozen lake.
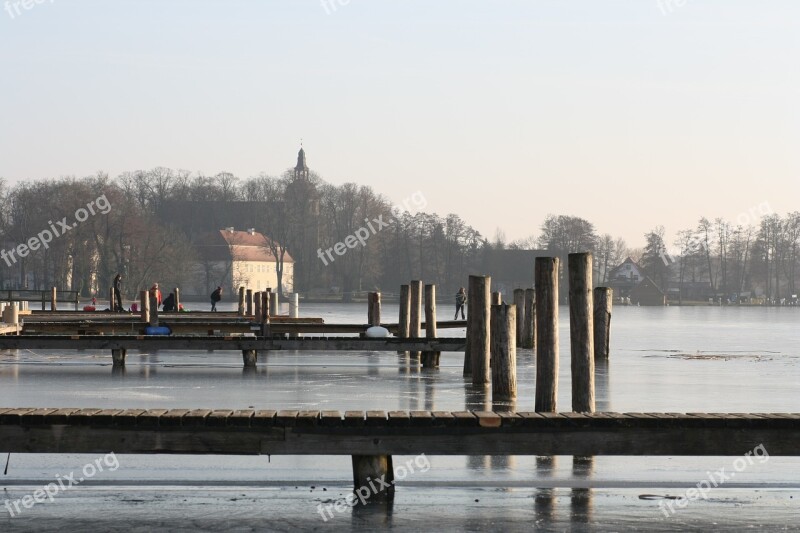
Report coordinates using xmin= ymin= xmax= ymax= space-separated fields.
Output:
xmin=1 ymin=303 xmax=799 ymax=530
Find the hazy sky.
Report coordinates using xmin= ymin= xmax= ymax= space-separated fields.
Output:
xmin=1 ymin=1 xmax=798 ymax=248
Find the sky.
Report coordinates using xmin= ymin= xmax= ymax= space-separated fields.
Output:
xmin=1 ymin=0 xmax=798 ymax=248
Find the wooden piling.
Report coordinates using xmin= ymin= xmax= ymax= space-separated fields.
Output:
xmin=398 ymin=285 xmax=410 ymax=338
xmin=522 ymin=288 xmax=535 ymax=350
xmin=593 ymin=287 xmax=612 ymax=360
xmin=246 ymin=289 xmax=254 ymax=317
xmin=368 ymin=292 xmax=381 ymax=327
xmin=238 ymin=286 xmax=245 ymax=316
xmin=409 ymin=281 xmax=422 ymax=339
xmin=290 ymin=293 xmax=299 ymax=318
xmin=262 ymin=291 xmax=271 ymax=336
xmin=242 ymin=349 xmax=257 ymax=367
xmin=269 ymin=289 xmax=279 ymax=316
xmin=513 ymin=289 xmax=525 ymax=345
xmin=352 ymin=455 xmax=395 ymax=502
xmin=174 ymin=288 xmax=180 ymax=311
xmin=569 ymin=252 xmax=595 ymax=413
xmin=468 ymin=275 xmax=491 ymax=385
xmin=254 ymin=291 xmax=262 ymax=322
xmin=422 ymin=284 xmax=440 ymax=368
xmin=51 ymin=287 xmax=57 ymax=311
xmin=111 ymin=349 xmax=126 ymax=367
xmin=109 ymin=287 xmax=115 ymax=312
xmin=140 ymin=290 xmax=150 ymax=324
xmin=535 ymin=257 xmax=559 ymax=412
xmin=491 ymin=303 xmax=517 ymax=401
xmin=491 ymin=291 xmax=502 ymax=305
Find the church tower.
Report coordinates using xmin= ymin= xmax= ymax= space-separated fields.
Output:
xmin=294 ymin=146 xmax=310 ymax=181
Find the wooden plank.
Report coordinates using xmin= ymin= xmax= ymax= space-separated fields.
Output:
xmin=207 ymin=410 xmax=234 ymax=427
xmin=159 ymin=409 xmax=190 ymax=427
xmin=275 ymin=410 xmax=299 ymax=426
xmin=228 ymin=410 xmax=254 ymax=427
xmin=365 ymin=411 xmax=387 ymax=426
xmin=21 ymin=408 xmax=59 ymax=425
xmin=474 ymin=411 xmax=502 ymax=428
xmin=44 ymin=408 xmax=81 ymax=425
xmin=136 ymin=409 xmax=168 ymax=427
xmin=409 ymin=411 xmax=434 ymax=426
xmin=451 ymin=411 xmax=478 ymax=426
xmin=296 ymin=410 xmax=321 ymax=426
xmin=69 ymin=408 xmax=103 ymax=425
xmin=344 ymin=411 xmax=365 ymax=427
xmin=93 ymin=409 xmax=124 ymax=426
xmin=252 ymin=410 xmax=277 ymax=427
xmin=388 ymin=411 xmax=411 ymax=426
xmin=0 ymin=408 xmax=36 ymax=424
xmin=115 ymin=409 xmax=147 ymax=427
xmin=320 ymin=411 xmax=342 ymax=426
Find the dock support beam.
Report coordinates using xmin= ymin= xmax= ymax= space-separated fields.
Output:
xmin=352 ymin=455 xmax=395 ymax=502
xmin=535 ymin=258 xmax=559 ymax=412
xmin=111 ymin=349 xmax=126 ymax=367
xmin=242 ymin=349 xmax=257 ymax=367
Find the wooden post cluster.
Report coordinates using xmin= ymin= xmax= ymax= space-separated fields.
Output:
xmin=367 ymin=292 xmax=382 ymax=327
xmin=535 ymin=257 xmax=559 ymax=412
xmin=593 ymin=287 xmax=612 ymax=360
xmin=238 ymin=286 xmax=246 ymax=316
xmin=422 ymin=284 xmax=440 ymax=368
xmin=491 ymin=303 xmax=517 ymax=401
xmin=568 ymin=253 xmax=595 ymax=413
xmin=522 ymin=288 xmax=535 ymax=350
xmin=468 ymin=275 xmax=491 ymax=386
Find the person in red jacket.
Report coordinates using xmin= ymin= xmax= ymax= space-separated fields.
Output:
xmin=150 ymin=283 xmax=163 ymax=307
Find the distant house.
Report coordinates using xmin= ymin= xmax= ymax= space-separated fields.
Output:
xmin=190 ymin=228 xmax=294 ymax=296
xmin=607 ymin=257 xmax=646 ymax=300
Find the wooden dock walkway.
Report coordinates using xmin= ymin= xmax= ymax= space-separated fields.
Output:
xmin=1 ymin=408 xmax=797 ymax=456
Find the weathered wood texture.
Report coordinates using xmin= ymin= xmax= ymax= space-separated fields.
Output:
xmin=513 ymin=289 xmax=525 ymax=345
xmin=238 ymin=287 xmax=246 ymax=316
xmin=368 ymin=292 xmax=381 ymax=327
xmin=535 ymin=257 xmax=559 ymax=412
xmin=490 ymin=303 xmax=517 ymax=401
xmin=149 ymin=288 xmax=159 ymax=327
xmin=593 ymin=287 xmax=612 ymax=360
xmin=269 ymin=290 xmax=279 ymax=317
xmin=0 ymin=409 xmax=798 ymax=456
xmin=568 ymin=253 xmax=595 ymax=413
xmin=174 ymin=288 xmax=180 ymax=311
xmin=468 ymin=275 xmax=491 ymax=385
xmin=51 ymin=287 xmax=57 ymax=311
xmin=352 ymin=455 xmax=395 ymax=501
xmin=491 ymin=291 xmax=502 ymax=305
xmin=398 ymin=285 xmax=410 ymax=338
xmin=140 ymin=290 xmax=150 ymax=324
xmin=422 ymin=284 xmax=440 ymax=368
xmin=522 ymin=288 xmax=535 ymax=350
xmin=246 ymin=289 xmax=254 ymax=317
xmin=409 ymin=281 xmax=422 ymax=339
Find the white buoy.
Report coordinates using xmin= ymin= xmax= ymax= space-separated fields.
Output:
xmin=365 ymin=326 xmax=391 ymax=338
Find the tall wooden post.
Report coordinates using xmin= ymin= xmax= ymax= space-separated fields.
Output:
xmin=422 ymin=284 xmax=439 ymax=368
xmin=468 ymin=275 xmax=491 ymax=386
xmin=369 ymin=292 xmax=381 ymax=327
xmin=140 ymin=290 xmax=150 ymax=324
xmin=246 ymin=289 xmax=254 ymax=317
xmin=522 ymin=288 xmax=535 ymax=350
xmin=463 ymin=284 xmax=472 ymax=376
xmin=254 ymin=291 xmax=262 ymax=322
xmin=269 ymin=289 xmax=279 ymax=316
xmin=513 ymin=289 xmax=525 ymax=345
xmin=290 ymin=293 xmax=299 ymax=318
xmin=535 ymin=257 xmax=559 ymax=412
xmin=109 ymin=287 xmax=115 ymax=312
xmin=238 ymin=286 xmax=246 ymax=316
xmin=398 ymin=285 xmax=410 ymax=338
xmin=409 ymin=281 xmax=422 ymax=340
xmin=491 ymin=291 xmax=502 ymax=305
xmin=491 ymin=303 xmax=517 ymax=401
xmin=174 ymin=288 xmax=180 ymax=311
xmin=50 ymin=287 xmax=57 ymax=312
xmin=593 ymin=287 xmax=612 ymax=360
xmin=569 ymin=253 xmax=595 ymax=413
xmin=352 ymin=455 xmax=395 ymax=502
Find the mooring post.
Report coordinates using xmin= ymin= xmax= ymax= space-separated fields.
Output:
xmin=111 ymin=348 xmax=126 ymax=367
xmin=109 ymin=287 xmax=115 ymax=312
xmin=522 ymin=288 xmax=536 ymax=350
xmin=174 ymin=288 xmax=180 ymax=312
xmin=149 ymin=288 xmax=159 ymax=327
xmin=463 ymin=284 xmax=472 ymax=377
xmin=140 ymin=290 xmax=150 ymax=324
xmin=290 ymin=293 xmax=299 ymax=318
xmin=238 ymin=286 xmax=246 ymax=316
xmin=513 ymin=289 xmax=525 ymax=345
xmin=569 ymin=253 xmax=595 ymax=413
xmin=50 ymin=287 xmax=57 ymax=312
xmin=398 ymin=285 xmax=410 ymax=338
xmin=491 ymin=291 xmax=502 ymax=305
xmin=368 ymin=292 xmax=381 ymax=327
xmin=535 ymin=257 xmax=559 ymax=412
xmin=352 ymin=455 xmax=395 ymax=502
xmin=469 ymin=275 xmax=491 ymax=386
xmin=410 ymin=281 xmax=423 ymax=363
xmin=246 ymin=289 xmax=254 ymax=317
xmin=262 ymin=291 xmax=271 ymax=336
xmin=491 ymin=303 xmax=517 ymax=401
xmin=593 ymin=287 xmax=612 ymax=360
xmin=254 ymin=291 xmax=262 ymax=323
xmin=422 ymin=284 xmax=439 ymax=368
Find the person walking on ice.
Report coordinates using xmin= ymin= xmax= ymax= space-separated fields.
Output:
xmin=455 ymin=287 xmax=467 ymax=320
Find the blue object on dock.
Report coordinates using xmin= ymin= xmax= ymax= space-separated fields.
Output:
xmin=144 ymin=326 xmax=171 ymax=336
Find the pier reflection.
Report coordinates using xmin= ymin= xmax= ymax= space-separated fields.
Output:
xmin=595 ymin=358 xmax=611 ymax=411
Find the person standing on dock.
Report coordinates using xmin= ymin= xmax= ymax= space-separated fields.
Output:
xmin=151 ymin=283 xmax=163 ymax=308
xmin=455 ymin=287 xmax=467 ymax=320
xmin=113 ymin=273 xmax=123 ymax=312
xmin=210 ymin=286 xmax=222 ymax=312
xmin=162 ymin=292 xmax=176 ymax=312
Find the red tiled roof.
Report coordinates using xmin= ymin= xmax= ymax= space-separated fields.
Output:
xmin=195 ymin=230 xmax=294 ymax=263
